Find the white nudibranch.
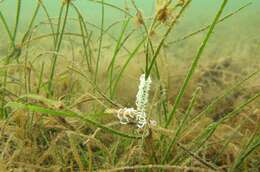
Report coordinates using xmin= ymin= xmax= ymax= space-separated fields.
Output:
xmin=136 ymin=74 xmax=152 ymax=113
xmin=115 ymin=73 xmax=152 ymax=129
xmin=135 ymin=74 xmax=152 ymax=128
xmin=117 ymin=107 xmax=136 ymax=124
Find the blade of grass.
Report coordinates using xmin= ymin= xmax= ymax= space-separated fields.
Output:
xmin=230 ymin=127 xmax=260 ymax=172
xmin=167 ymin=2 xmax=252 ymax=45
xmin=71 ymin=3 xmax=92 ymax=72
xmin=145 ymin=0 xmax=192 ymax=79
xmin=21 ymin=1 xmax=41 ymax=44
xmin=165 ymin=0 xmax=229 ymax=128
xmin=12 ymin=0 xmax=21 ymax=43
xmin=108 ymin=18 xmax=131 ymax=98
xmin=0 ymin=11 xmax=15 ymax=48
xmin=38 ymin=0 xmax=56 ymax=46
xmin=88 ymin=0 xmax=133 ymax=17
xmin=98 ymin=164 xmax=210 ymax=172
xmin=67 ymin=134 xmax=85 ymax=172
xmin=20 ymin=16 xmax=131 ymax=53
xmin=48 ymin=2 xmax=69 ymax=96
xmin=170 ymin=91 xmax=260 ymax=165
xmin=94 ymin=0 xmax=104 ymax=84
xmin=0 ymin=0 xmax=21 ymax=63
xmin=5 ymin=101 xmax=142 ymax=139
xmin=67 ymin=66 xmax=122 ymax=108
xmin=162 ymin=87 xmax=201 ymax=162
xmin=213 ymin=124 xmax=242 ymax=163
xmin=0 ymin=0 xmax=21 ymax=117
xmin=111 ymin=37 xmax=146 ymax=97
xmin=130 ymin=0 xmax=170 ymax=124
xmin=18 ymin=94 xmax=61 ymax=108
xmin=189 ymin=69 xmax=259 ymax=125
xmin=36 ymin=62 xmax=45 ymax=94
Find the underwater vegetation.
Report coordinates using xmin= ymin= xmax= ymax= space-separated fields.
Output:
xmin=0 ymin=0 xmax=260 ymax=171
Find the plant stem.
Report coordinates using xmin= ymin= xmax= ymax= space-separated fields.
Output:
xmin=165 ymin=0 xmax=229 ymax=128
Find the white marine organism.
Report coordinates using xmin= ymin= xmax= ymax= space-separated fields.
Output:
xmin=135 ymin=74 xmax=152 ymax=128
xmin=115 ymin=73 xmax=152 ymax=129
xmin=117 ymin=107 xmax=136 ymax=124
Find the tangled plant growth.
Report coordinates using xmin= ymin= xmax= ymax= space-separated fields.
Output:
xmin=0 ymin=0 xmax=260 ymax=171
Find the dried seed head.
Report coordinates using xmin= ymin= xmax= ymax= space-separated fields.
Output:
xmin=149 ymin=30 xmax=157 ymax=38
xmin=178 ymin=0 xmax=186 ymax=6
xmin=62 ymin=0 xmax=72 ymax=4
xmin=133 ymin=10 xmax=144 ymax=27
xmin=156 ymin=6 xmax=172 ymax=23
xmin=155 ymin=0 xmax=174 ymax=23
xmin=54 ymin=101 xmax=64 ymax=109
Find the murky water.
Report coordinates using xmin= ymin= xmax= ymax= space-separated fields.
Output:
xmin=1 ymin=0 xmax=259 ymax=31
xmin=0 ymin=0 xmax=259 ymax=59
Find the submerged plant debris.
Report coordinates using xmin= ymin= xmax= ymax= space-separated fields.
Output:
xmin=0 ymin=0 xmax=259 ymax=171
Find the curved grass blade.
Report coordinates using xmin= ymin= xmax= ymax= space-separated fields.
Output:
xmin=21 ymin=1 xmax=41 ymax=44
xmin=111 ymin=37 xmax=146 ymax=96
xmin=88 ymin=0 xmax=133 ymax=17
xmin=48 ymin=2 xmax=69 ymax=96
xmin=18 ymin=94 xmax=60 ymax=107
xmin=108 ymin=18 xmax=131 ymax=97
xmin=39 ymin=0 xmax=56 ymax=45
xmin=71 ymin=3 xmax=93 ymax=72
xmin=162 ymin=87 xmax=201 ymax=163
xmin=12 ymin=0 xmax=21 ymax=43
xmin=5 ymin=102 xmax=141 ymax=139
xmin=189 ymin=69 xmax=259 ymax=125
xmin=145 ymin=0 xmax=192 ymax=79
xmin=94 ymin=0 xmax=104 ymax=84
xmin=0 ymin=11 xmax=15 ymax=48
xmin=170 ymin=92 xmax=260 ymax=165
xmin=167 ymin=2 xmax=252 ymax=45
xmin=165 ymin=0 xmax=229 ymax=128
xmin=230 ymin=132 xmax=260 ymax=171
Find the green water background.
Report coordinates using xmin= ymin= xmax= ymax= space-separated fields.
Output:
xmin=0 ymin=0 xmax=259 ymax=59
xmin=1 ymin=0 xmax=259 ymax=33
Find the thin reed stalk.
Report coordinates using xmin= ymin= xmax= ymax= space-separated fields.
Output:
xmin=94 ymin=0 xmax=104 ymax=84
xmin=48 ymin=2 xmax=69 ymax=96
xmin=165 ymin=0 xmax=229 ymax=128
xmin=163 ymin=0 xmax=229 ymax=164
